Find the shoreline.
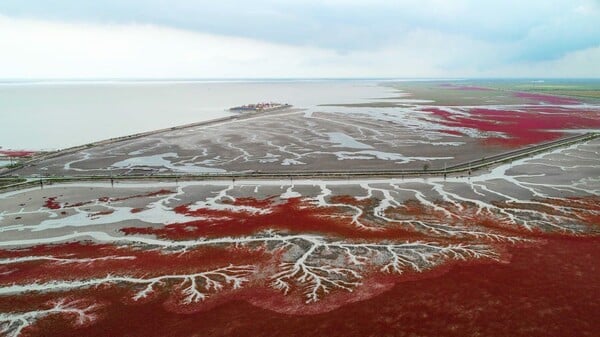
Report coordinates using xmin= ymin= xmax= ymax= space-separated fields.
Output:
xmin=0 ymin=106 xmax=302 ymax=177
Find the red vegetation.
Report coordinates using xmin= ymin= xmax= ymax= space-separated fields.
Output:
xmin=223 ymin=196 xmax=277 ymax=208
xmin=514 ymin=92 xmax=580 ymax=105
xmin=43 ymin=197 xmax=61 ymax=210
xmin=0 ymin=242 xmax=264 ymax=288
xmin=122 ymin=197 xmax=429 ymax=241
xmin=0 ymin=296 xmax=105 ymax=337
xmin=329 ymin=195 xmax=373 ymax=208
xmin=543 ymin=197 xmax=600 ymax=228
xmin=437 ymin=129 xmax=464 ymax=136
xmin=5 ymin=195 xmax=600 ymax=336
xmin=9 ymin=236 xmax=598 ymax=337
xmin=423 ymin=106 xmax=600 ymax=147
xmin=0 ymin=150 xmax=35 ymax=157
xmin=423 ymin=107 xmax=454 ymax=119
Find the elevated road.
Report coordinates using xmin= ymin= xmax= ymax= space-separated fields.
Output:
xmin=1 ymin=132 xmax=597 ymax=191
xmin=0 ymin=106 xmax=302 ymax=175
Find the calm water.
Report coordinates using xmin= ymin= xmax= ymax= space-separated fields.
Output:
xmin=0 ymin=80 xmax=394 ymax=150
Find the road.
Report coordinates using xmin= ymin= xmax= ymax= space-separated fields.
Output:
xmin=0 ymin=106 xmax=302 ymax=174
xmin=1 ymin=132 xmax=597 ymax=191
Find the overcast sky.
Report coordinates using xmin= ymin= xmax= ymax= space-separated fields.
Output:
xmin=1 ymin=0 xmax=599 ymax=78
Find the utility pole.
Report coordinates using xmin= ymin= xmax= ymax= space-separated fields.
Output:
xmin=444 ymin=162 xmax=447 ymax=180
xmin=110 ymin=168 xmax=114 ymax=188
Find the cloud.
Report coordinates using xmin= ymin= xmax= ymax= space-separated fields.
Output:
xmin=0 ymin=15 xmax=597 ymax=79
xmin=0 ymin=15 xmax=332 ymax=78
xmin=487 ymin=45 xmax=600 ymax=78
xmin=0 ymin=15 xmax=446 ymax=78
xmin=1 ymin=0 xmax=598 ymax=59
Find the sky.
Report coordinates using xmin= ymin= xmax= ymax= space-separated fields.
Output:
xmin=0 ymin=0 xmax=599 ymax=79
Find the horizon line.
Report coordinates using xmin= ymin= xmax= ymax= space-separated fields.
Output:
xmin=1 ymin=77 xmax=600 ymax=83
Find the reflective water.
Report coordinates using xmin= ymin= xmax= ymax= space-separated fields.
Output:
xmin=0 ymin=80 xmax=394 ymax=150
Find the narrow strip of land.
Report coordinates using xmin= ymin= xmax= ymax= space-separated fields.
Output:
xmin=1 ymin=132 xmax=596 ymax=191
xmin=1 ymin=106 xmax=303 ymax=173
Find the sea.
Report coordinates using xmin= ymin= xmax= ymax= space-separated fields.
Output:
xmin=0 ymin=79 xmax=402 ymax=151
